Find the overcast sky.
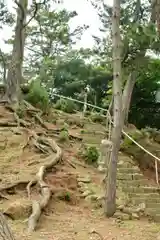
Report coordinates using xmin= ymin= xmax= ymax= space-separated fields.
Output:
xmin=0 ymin=0 xmax=113 ymax=52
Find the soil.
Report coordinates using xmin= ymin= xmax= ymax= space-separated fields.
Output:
xmin=0 ymin=104 xmax=160 ymax=240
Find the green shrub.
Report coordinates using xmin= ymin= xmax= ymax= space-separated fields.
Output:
xmin=59 ymin=130 xmax=69 ymax=142
xmin=121 ymin=130 xmax=144 ymax=149
xmin=80 ymin=145 xmax=99 ymax=165
xmin=57 ymin=190 xmax=71 ymax=202
xmin=16 ymin=103 xmax=25 ymax=118
xmin=25 ymin=80 xmax=49 ymax=112
xmin=54 ymin=99 xmax=77 ymax=113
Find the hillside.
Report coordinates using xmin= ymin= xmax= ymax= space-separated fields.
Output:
xmin=0 ymin=103 xmax=160 ymax=240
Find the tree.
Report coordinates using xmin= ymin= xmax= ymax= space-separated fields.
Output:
xmin=104 ymin=0 xmax=122 ymax=217
xmin=4 ymin=0 xmax=28 ymax=105
xmin=0 ymin=212 xmax=15 ymax=240
xmin=92 ymin=0 xmax=159 ymax=125
xmin=24 ymin=6 xmax=89 ymax=85
xmin=129 ymin=59 xmax=160 ymax=129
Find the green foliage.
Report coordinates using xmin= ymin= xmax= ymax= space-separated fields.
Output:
xmin=16 ymin=103 xmax=26 ymax=118
xmin=25 ymin=80 xmax=49 ymax=112
xmin=56 ymin=190 xmax=71 ymax=202
xmin=54 ymin=99 xmax=77 ymax=113
xmin=80 ymin=145 xmax=99 ymax=165
xmin=129 ymin=59 xmax=160 ymax=129
xmin=59 ymin=130 xmax=69 ymax=142
xmin=121 ymin=130 xmax=144 ymax=149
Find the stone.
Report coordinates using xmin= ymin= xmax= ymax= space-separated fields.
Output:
xmin=3 ymin=198 xmax=32 ymax=220
xmin=77 ymin=182 xmax=85 ymax=187
xmin=85 ymin=194 xmax=97 ymax=202
xmin=117 ymin=205 xmax=125 ymax=211
xmin=77 ymin=176 xmax=91 ymax=183
xmin=81 ymin=190 xmax=92 ymax=197
xmin=131 ymin=213 xmax=140 ymax=220
xmin=97 ymin=165 xmax=106 ymax=173
xmin=113 ymin=212 xmax=131 ymax=221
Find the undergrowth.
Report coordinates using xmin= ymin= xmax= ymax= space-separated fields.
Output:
xmin=54 ymin=98 xmax=77 ymax=113
xmin=79 ymin=145 xmax=99 ymax=165
xmin=24 ymin=80 xmax=50 ymax=112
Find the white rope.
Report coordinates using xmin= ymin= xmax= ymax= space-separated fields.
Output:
xmin=52 ymin=93 xmax=160 ymax=164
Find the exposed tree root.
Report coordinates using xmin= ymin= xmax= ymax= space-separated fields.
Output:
xmin=0 ymin=102 xmax=63 ymax=232
xmin=27 ymin=133 xmax=62 ymax=232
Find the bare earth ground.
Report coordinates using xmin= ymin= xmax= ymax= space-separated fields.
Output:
xmin=0 ymin=105 xmax=160 ymax=240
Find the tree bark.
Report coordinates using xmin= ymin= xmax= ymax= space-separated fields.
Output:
xmin=122 ymin=71 xmax=136 ymax=125
xmin=0 ymin=212 xmax=15 ymax=240
xmin=4 ymin=0 xmax=28 ymax=104
xmin=104 ymin=0 xmax=122 ymax=217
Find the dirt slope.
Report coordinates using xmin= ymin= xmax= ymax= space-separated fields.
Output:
xmin=0 ymin=104 xmax=160 ymax=240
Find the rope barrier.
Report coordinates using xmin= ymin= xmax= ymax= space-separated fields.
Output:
xmin=52 ymin=93 xmax=160 ymax=184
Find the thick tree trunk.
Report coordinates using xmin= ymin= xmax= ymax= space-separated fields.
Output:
xmin=122 ymin=71 xmax=136 ymax=125
xmin=104 ymin=0 xmax=122 ymax=217
xmin=4 ymin=0 xmax=27 ymax=104
xmin=0 ymin=212 xmax=15 ymax=240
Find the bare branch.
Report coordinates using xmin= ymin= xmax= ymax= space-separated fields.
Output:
xmin=24 ymin=0 xmax=47 ymax=28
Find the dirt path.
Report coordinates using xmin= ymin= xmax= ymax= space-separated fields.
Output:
xmin=10 ymin=201 xmax=160 ymax=240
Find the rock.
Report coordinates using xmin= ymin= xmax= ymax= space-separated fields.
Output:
xmin=81 ymin=190 xmax=92 ymax=197
xmin=113 ymin=212 xmax=131 ymax=221
xmin=77 ymin=176 xmax=91 ymax=183
xmin=96 ymin=194 xmax=105 ymax=200
xmin=131 ymin=213 xmax=140 ymax=220
xmin=77 ymin=182 xmax=85 ymax=187
xmin=85 ymin=195 xmax=97 ymax=202
xmin=4 ymin=199 xmax=32 ymax=220
xmin=97 ymin=165 xmax=106 ymax=173
xmin=117 ymin=205 xmax=125 ymax=211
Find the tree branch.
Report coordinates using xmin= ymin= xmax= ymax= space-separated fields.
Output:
xmin=24 ymin=0 xmax=46 ymax=27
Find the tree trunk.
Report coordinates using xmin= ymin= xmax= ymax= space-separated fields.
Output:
xmin=0 ymin=212 xmax=15 ymax=240
xmin=104 ymin=0 xmax=122 ymax=217
xmin=4 ymin=0 xmax=28 ymax=104
xmin=122 ymin=71 xmax=136 ymax=125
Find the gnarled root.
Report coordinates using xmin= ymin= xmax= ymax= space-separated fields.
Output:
xmin=27 ymin=135 xmax=62 ymax=232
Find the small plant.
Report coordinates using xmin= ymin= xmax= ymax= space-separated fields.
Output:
xmin=61 ymin=123 xmax=69 ymax=131
xmin=16 ymin=104 xmax=25 ymax=118
xmin=80 ymin=145 xmax=99 ymax=165
xmin=25 ymin=80 xmax=49 ymax=112
xmin=59 ymin=130 xmax=69 ymax=142
xmin=57 ymin=190 xmax=71 ymax=202
xmin=54 ymin=98 xmax=77 ymax=113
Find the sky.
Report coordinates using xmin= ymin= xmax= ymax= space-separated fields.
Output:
xmin=0 ymin=0 xmax=113 ymax=52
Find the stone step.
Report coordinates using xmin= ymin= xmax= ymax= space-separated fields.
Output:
xmin=122 ymin=186 xmax=160 ymax=194
xmin=117 ymin=167 xmax=141 ymax=174
xmin=117 ymin=161 xmax=135 ymax=168
xmin=128 ymin=193 xmax=160 ymax=199
xmin=144 ymin=208 xmax=160 ymax=222
xmin=117 ymin=173 xmax=144 ymax=181
xmin=132 ymin=173 xmax=145 ymax=180
xmin=145 ymin=203 xmax=160 ymax=209
xmin=117 ymin=179 xmax=149 ymax=187
xmin=151 ymin=214 xmax=160 ymax=222
xmin=131 ymin=197 xmax=160 ymax=205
